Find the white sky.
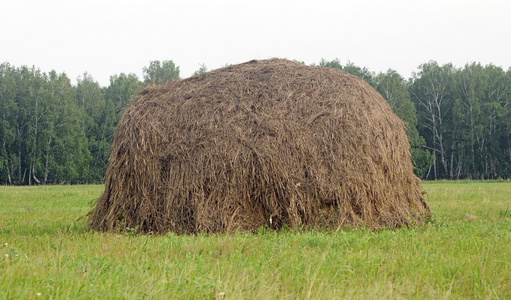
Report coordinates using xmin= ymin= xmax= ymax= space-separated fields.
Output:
xmin=2 ymin=0 xmax=510 ymax=86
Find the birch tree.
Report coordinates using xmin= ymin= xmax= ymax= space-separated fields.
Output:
xmin=105 ymin=73 xmax=143 ymax=118
xmin=0 ymin=63 xmax=18 ymax=184
xmin=410 ymin=61 xmax=455 ymax=179
xmin=75 ymin=73 xmax=115 ymax=182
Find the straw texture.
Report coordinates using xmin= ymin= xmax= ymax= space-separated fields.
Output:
xmin=89 ymin=59 xmax=431 ymax=234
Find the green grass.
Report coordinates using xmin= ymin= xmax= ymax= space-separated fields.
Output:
xmin=1 ymin=181 xmax=510 ymax=299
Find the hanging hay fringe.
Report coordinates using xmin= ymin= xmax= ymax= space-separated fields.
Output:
xmin=89 ymin=59 xmax=431 ymax=234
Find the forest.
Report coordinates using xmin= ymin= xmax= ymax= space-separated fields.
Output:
xmin=0 ymin=59 xmax=510 ymax=184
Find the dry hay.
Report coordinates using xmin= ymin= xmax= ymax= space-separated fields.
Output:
xmin=89 ymin=58 xmax=431 ymax=234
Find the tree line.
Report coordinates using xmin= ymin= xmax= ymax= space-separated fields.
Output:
xmin=318 ymin=59 xmax=511 ymax=180
xmin=0 ymin=59 xmax=510 ymax=184
xmin=0 ymin=60 xmax=180 ymax=184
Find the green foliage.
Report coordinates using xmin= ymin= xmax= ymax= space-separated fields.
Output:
xmin=1 ymin=58 xmax=511 ymax=183
xmin=0 ymin=65 xmax=91 ymax=184
xmin=0 ymin=64 xmax=144 ymax=184
xmin=342 ymin=62 xmax=375 ymax=85
xmin=192 ymin=63 xmax=208 ymax=76
xmin=105 ymin=73 xmax=143 ymax=118
xmin=317 ymin=58 xmax=343 ymax=70
xmin=142 ymin=60 xmax=180 ymax=85
xmin=75 ymin=74 xmax=112 ymax=182
xmin=411 ymin=61 xmax=511 ymax=179
xmin=1 ymin=182 xmax=511 ymax=298
xmin=410 ymin=61 xmax=457 ymax=179
xmin=0 ymin=63 xmax=18 ymax=184
xmin=45 ymin=71 xmax=90 ymax=183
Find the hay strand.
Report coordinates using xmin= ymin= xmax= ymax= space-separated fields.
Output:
xmin=89 ymin=59 xmax=431 ymax=234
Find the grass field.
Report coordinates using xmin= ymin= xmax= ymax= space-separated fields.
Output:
xmin=1 ymin=181 xmax=510 ymax=299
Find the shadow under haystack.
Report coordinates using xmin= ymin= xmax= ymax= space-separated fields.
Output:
xmin=89 ymin=59 xmax=431 ymax=234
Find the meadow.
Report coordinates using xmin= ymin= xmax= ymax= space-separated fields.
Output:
xmin=1 ymin=181 xmax=510 ymax=299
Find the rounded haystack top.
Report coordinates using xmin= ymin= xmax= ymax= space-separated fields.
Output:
xmin=89 ymin=58 xmax=430 ymax=234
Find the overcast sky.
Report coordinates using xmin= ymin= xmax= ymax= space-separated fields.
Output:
xmin=2 ymin=0 xmax=510 ymax=86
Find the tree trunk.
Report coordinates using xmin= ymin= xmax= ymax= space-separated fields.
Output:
xmin=43 ymin=136 xmax=51 ymax=184
xmin=32 ymin=165 xmax=40 ymax=184
xmin=6 ymin=164 xmax=12 ymax=185
xmin=449 ymin=149 xmax=454 ymax=179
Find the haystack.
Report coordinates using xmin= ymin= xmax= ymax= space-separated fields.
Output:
xmin=89 ymin=59 xmax=431 ymax=234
